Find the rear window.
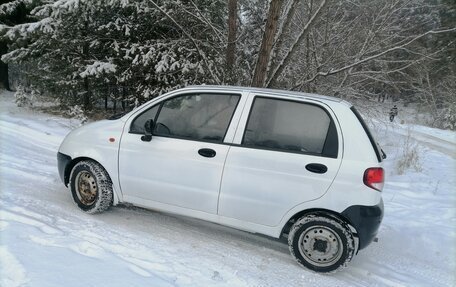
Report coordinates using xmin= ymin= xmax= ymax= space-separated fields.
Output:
xmin=350 ymin=106 xmax=383 ymax=162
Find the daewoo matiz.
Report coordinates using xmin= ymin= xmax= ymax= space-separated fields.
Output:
xmin=57 ymin=85 xmax=385 ymax=273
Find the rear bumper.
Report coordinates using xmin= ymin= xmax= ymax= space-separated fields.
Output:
xmin=57 ymin=152 xmax=72 ymax=186
xmin=342 ymin=199 xmax=384 ymax=250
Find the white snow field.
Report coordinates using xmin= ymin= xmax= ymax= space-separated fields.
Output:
xmin=1 ymin=90 xmax=455 ymax=287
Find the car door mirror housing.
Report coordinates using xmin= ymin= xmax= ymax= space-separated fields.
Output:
xmin=141 ymin=119 xmax=154 ymax=142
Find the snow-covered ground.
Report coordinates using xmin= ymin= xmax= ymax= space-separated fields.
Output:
xmin=1 ymin=90 xmax=455 ymax=287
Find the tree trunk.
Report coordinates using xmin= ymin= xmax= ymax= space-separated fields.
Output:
xmin=251 ymin=0 xmax=282 ymax=88
xmin=82 ymin=18 xmax=92 ymax=111
xmin=0 ymin=42 xmax=11 ymax=91
xmin=122 ymin=86 xmax=126 ymax=111
xmin=0 ymin=62 xmax=10 ymax=91
xmin=83 ymin=77 xmax=91 ymax=110
xmin=226 ymin=0 xmax=237 ymax=84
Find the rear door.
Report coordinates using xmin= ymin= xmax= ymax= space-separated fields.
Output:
xmin=218 ymin=94 xmax=343 ymax=226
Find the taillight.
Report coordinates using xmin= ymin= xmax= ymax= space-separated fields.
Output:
xmin=364 ymin=168 xmax=384 ymax=191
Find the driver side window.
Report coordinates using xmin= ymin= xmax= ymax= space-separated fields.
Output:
xmin=154 ymin=93 xmax=240 ymax=143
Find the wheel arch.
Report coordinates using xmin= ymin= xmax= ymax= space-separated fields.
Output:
xmin=280 ymin=208 xmax=356 ymax=239
xmin=65 ymin=156 xmax=121 ymax=205
xmin=64 ymin=157 xmax=94 ymax=186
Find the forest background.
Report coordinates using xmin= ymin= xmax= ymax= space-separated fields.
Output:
xmin=0 ymin=0 xmax=455 ymax=129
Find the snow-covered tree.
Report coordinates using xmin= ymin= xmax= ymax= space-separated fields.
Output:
xmin=2 ymin=0 xmax=455 ymax=129
xmin=2 ymin=0 xmax=227 ymax=111
xmin=0 ymin=0 xmax=42 ymax=90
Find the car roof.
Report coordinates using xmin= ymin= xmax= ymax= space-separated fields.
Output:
xmin=181 ymin=85 xmax=351 ymax=107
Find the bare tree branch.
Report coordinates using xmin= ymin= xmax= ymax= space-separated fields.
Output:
xmin=149 ymin=0 xmax=221 ymax=83
xmin=266 ymin=0 xmax=328 ymax=87
xmin=295 ymin=27 xmax=456 ymax=88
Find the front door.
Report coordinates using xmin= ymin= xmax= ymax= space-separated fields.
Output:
xmin=119 ymin=92 xmax=241 ymax=214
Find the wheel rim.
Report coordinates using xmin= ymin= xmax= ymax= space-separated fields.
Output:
xmin=297 ymin=225 xmax=343 ymax=267
xmin=75 ymin=171 xmax=98 ymax=206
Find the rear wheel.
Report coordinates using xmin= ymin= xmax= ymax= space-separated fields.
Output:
xmin=69 ymin=160 xmax=113 ymax=214
xmin=288 ymin=214 xmax=355 ymax=273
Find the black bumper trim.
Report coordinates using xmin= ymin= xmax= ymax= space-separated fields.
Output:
xmin=341 ymin=199 xmax=384 ymax=250
xmin=57 ymin=152 xmax=72 ymax=186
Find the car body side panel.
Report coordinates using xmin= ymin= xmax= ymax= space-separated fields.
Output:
xmin=330 ymin=103 xmax=379 ymax=164
xmin=119 ymin=135 xmax=230 ymax=214
xmin=219 ymin=147 xmax=343 ymax=227
xmin=58 ymin=120 xmax=126 ymax=204
xmin=124 ymin=191 xmax=382 ymax=239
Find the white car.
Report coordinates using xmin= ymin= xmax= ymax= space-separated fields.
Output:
xmin=57 ymin=85 xmax=385 ymax=273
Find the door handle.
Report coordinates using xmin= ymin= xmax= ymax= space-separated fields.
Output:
xmin=198 ymin=148 xmax=216 ymax=158
xmin=305 ymin=163 xmax=328 ymax=174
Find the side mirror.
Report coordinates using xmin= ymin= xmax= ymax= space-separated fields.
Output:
xmin=141 ymin=119 xmax=154 ymax=142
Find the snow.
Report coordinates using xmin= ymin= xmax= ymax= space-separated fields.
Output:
xmin=0 ymin=1 xmax=33 ymax=17
xmin=0 ymin=245 xmax=28 ymax=287
xmin=1 ymin=90 xmax=455 ymax=286
xmin=79 ymin=61 xmax=117 ymax=78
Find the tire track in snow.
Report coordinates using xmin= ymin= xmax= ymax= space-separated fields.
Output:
xmin=388 ymin=125 xmax=455 ymax=158
xmin=0 ymin=209 xmax=63 ymax=235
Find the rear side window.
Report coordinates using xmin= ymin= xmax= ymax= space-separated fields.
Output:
xmin=242 ymin=97 xmax=338 ymax=158
xmin=351 ymin=106 xmax=383 ymax=162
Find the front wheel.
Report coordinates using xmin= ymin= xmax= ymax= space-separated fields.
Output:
xmin=288 ymin=214 xmax=355 ymax=273
xmin=69 ymin=160 xmax=113 ymax=214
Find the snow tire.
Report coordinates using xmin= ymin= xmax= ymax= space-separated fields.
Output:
xmin=288 ymin=214 xmax=355 ymax=273
xmin=69 ymin=160 xmax=113 ymax=214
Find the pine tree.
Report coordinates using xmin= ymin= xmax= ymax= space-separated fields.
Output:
xmin=0 ymin=0 xmax=41 ymax=90
xmin=3 ymin=0 xmax=227 ymax=111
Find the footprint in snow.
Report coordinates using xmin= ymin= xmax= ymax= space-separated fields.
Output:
xmin=211 ymin=271 xmax=223 ymax=282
